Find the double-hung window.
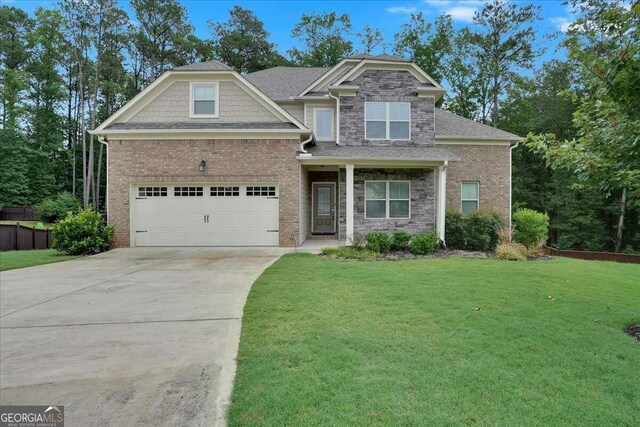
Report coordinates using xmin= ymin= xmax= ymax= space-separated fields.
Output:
xmin=365 ymin=181 xmax=410 ymax=219
xmin=365 ymin=102 xmax=410 ymax=140
xmin=314 ymin=108 xmax=334 ymax=140
xmin=461 ymin=182 xmax=479 ymax=213
xmin=190 ymin=82 xmax=219 ymax=118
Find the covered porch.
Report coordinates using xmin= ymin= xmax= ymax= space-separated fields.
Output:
xmin=299 ymin=144 xmax=458 ymax=245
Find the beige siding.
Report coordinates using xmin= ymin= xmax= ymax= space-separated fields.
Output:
xmin=282 ymin=104 xmax=304 ymax=123
xmin=128 ymin=81 xmax=281 ymax=123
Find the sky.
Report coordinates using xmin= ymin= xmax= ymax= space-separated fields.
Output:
xmin=8 ymin=0 xmax=574 ymax=66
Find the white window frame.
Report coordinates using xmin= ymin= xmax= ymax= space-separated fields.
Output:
xmin=190 ymin=82 xmax=219 ymax=118
xmin=313 ymin=107 xmax=335 ymax=141
xmin=364 ymin=102 xmax=411 ymax=141
xmin=364 ymin=180 xmax=411 ymax=219
xmin=461 ymin=182 xmax=480 ymax=213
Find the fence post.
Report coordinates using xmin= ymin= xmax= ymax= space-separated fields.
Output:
xmin=32 ymin=227 xmax=36 ymax=250
xmin=15 ymin=224 xmax=19 ymax=250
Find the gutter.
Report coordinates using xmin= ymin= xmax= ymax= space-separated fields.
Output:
xmin=299 ymin=134 xmax=314 ymax=155
xmin=98 ymin=136 xmax=109 ymax=222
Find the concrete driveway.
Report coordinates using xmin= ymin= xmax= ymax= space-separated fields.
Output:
xmin=0 ymin=247 xmax=284 ymax=426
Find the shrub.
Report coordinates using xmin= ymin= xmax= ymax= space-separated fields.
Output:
xmin=513 ymin=208 xmax=549 ymax=248
xmin=409 ymin=232 xmax=440 ymax=255
xmin=465 ymin=210 xmax=505 ymax=251
xmin=495 ymin=242 xmax=528 ymax=261
xmin=390 ymin=231 xmax=412 ymax=251
xmin=348 ymin=233 xmax=366 ymax=250
xmin=365 ymin=232 xmax=391 ymax=253
xmin=36 ymin=192 xmax=81 ymax=222
xmin=445 ymin=210 xmax=466 ymax=249
xmin=321 ymin=246 xmax=382 ymax=260
xmin=52 ymin=208 xmax=113 ymax=255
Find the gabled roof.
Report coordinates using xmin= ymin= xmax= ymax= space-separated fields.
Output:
xmin=245 ymin=66 xmax=330 ymax=100
xmin=343 ymin=53 xmax=411 ymax=62
xmin=435 ymin=109 xmax=520 ymax=141
xmin=106 ymin=122 xmax=299 ymax=130
xmin=172 ymin=60 xmax=232 ymax=71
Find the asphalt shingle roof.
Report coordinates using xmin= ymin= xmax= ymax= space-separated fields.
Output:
xmin=245 ymin=66 xmax=330 ymax=100
xmin=306 ymin=142 xmax=460 ymax=161
xmin=435 ymin=109 xmax=520 ymax=140
xmin=106 ymin=122 xmax=298 ymax=130
xmin=172 ymin=61 xmax=232 ymax=71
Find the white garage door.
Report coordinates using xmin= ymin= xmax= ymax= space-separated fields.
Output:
xmin=133 ymin=184 xmax=279 ymax=246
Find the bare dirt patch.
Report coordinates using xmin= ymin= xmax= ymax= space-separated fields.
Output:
xmin=624 ymin=324 xmax=640 ymax=341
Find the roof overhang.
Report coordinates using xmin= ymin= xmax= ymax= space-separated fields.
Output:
xmin=297 ymin=156 xmax=450 ymax=167
xmin=435 ymin=136 xmax=521 ymax=144
xmin=91 ymin=128 xmax=310 ymax=140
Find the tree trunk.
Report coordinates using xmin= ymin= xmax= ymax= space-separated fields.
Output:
xmin=614 ymin=187 xmax=627 ymax=253
xmin=492 ymin=76 xmax=499 ymax=128
xmin=79 ymin=62 xmax=89 ymax=208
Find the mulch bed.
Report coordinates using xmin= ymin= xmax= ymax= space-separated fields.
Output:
xmin=624 ymin=324 xmax=640 ymax=341
xmin=384 ymin=250 xmax=490 ymax=260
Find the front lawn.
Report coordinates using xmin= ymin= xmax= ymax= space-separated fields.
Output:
xmin=229 ymin=255 xmax=640 ymax=426
xmin=0 ymin=249 xmax=79 ymax=271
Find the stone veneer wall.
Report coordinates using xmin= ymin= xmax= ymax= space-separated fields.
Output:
xmin=338 ymin=168 xmax=436 ymax=239
xmin=339 ymin=70 xmax=435 ymax=147
xmin=107 ymin=138 xmax=300 ymax=247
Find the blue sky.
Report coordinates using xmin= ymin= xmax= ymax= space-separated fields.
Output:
xmin=9 ymin=0 xmax=573 ymax=65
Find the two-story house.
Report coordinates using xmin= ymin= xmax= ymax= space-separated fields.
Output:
xmin=93 ymin=54 xmax=520 ymax=248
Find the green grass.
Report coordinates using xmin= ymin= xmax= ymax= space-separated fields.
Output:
xmin=0 ymin=249 xmax=79 ymax=271
xmin=0 ymin=220 xmax=54 ymax=229
xmin=228 ymin=255 xmax=640 ymax=426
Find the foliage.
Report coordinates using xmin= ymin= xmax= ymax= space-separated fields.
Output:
xmin=348 ymin=233 xmax=366 ymax=250
xmin=512 ymin=208 xmax=549 ymax=248
xmin=35 ymin=192 xmax=81 ymax=222
xmin=444 ymin=210 xmax=466 ymax=249
xmin=495 ymin=242 xmax=528 ymax=261
xmin=209 ymin=6 xmax=288 ymax=74
xmin=229 ymin=254 xmax=640 ymax=426
xmin=356 ymin=25 xmax=386 ymax=54
xmin=51 ymin=208 xmax=113 ymax=255
xmin=390 ymin=231 xmax=412 ymax=252
xmin=288 ymin=12 xmax=353 ymax=67
xmin=365 ymin=232 xmax=391 ymax=254
xmin=320 ymin=246 xmax=382 ymax=260
xmin=409 ymin=232 xmax=440 ymax=255
xmin=465 ymin=210 xmax=505 ymax=252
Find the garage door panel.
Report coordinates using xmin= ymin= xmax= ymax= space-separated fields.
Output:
xmin=133 ymin=184 xmax=279 ymax=246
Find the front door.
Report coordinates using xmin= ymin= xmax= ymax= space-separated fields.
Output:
xmin=312 ymin=183 xmax=335 ymax=234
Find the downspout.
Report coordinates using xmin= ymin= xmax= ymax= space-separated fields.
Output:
xmin=98 ymin=136 xmax=109 ymax=222
xmin=328 ymin=91 xmax=340 ymax=145
xmin=509 ymin=141 xmax=519 ymax=232
xmin=299 ymin=133 xmax=313 ymax=154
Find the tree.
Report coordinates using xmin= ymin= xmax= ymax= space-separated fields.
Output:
xmin=210 ymin=6 xmax=287 ymax=73
xmin=357 ymin=25 xmax=386 ymax=54
xmin=288 ymin=12 xmax=353 ymax=67
xmin=526 ymin=0 xmax=640 ymax=252
xmin=393 ymin=13 xmax=453 ymax=82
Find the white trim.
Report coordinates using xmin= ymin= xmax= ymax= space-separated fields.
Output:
xmin=313 ymin=107 xmax=335 ymax=141
xmin=435 ymin=139 xmax=515 ymax=145
xmin=437 ymin=162 xmax=447 ymax=242
xmin=345 ymin=165 xmax=354 ymax=244
xmin=298 ymin=58 xmax=361 ymax=96
xmin=461 ymin=181 xmax=480 ymax=213
xmin=189 ymin=82 xmax=219 ymax=118
xmin=364 ymin=101 xmax=411 ymax=141
xmin=93 ymin=129 xmax=307 ymax=140
xmin=311 ymin=182 xmax=337 ymax=234
xmin=364 ymin=180 xmax=411 ymax=219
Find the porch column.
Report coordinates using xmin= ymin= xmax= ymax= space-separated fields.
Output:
xmin=437 ymin=161 xmax=448 ymax=243
xmin=345 ymin=164 xmax=354 ymax=244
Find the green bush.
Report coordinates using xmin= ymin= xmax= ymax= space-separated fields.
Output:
xmin=321 ymin=246 xmax=382 ymax=260
xmin=465 ymin=210 xmax=505 ymax=251
xmin=36 ymin=192 xmax=81 ymax=222
xmin=52 ymin=208 xmax=113 ymax=255
xmin=495 ymin=242 xmax=528 ymax=261
xmin=365 ymin=232 xmax=391 ymax=253
xmin=409 ymin=232 xmax=440 ymax=255
xmin=513 ymin=208 xmax=549 ymax=248
xmin=445 ymin=210 xmax=466 ymax=249
xmin=390 ymin=231 xmax=412 ymax=251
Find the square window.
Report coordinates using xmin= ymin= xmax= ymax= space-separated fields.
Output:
xmin=389 ymin=200 xmax=410 ymax=218
xmin=366 ymin=181 xmax=387 ymax=199
xmin=390 ymin=122 xmax=410 ymax=139
xmin=366 ymin=121 xmax=386 ymax=139
xmin=365 ymin=102 xmax=411 ymax=140
xmin=365 ymin=181 xmax=410 ymax=219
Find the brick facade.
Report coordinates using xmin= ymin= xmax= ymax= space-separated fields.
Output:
xmin=338 ymin=168 xmax=436 ymax=239
xmin=339 ymin=70 xmax=435 ymax=147
xmin=107 ymin=138 xmax=301 ymax=247
xmin=438 ymin=144 xmax=511 ymax=221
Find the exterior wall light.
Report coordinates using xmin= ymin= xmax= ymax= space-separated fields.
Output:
xmin=198 ymin=159 xmax=206 ymax=173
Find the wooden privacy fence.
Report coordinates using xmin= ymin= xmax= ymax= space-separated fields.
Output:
xmin=543 ymin=246 xmax=640 ymax=264
xmin=0 ymin=206 xmax=36 ymax=221
xmin=0 ymin=224 xmax=51 ymax=251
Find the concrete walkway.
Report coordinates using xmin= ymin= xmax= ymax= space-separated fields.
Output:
xmin=0 ymin=247 xmax=285 ymax=426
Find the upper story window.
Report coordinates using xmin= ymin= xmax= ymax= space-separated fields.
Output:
xmin=461 ymin=182 xmax=479 ymax=214
xmin=365 ymin=102 xmax=410 ymax=140
xmin=314 ymin=108 xmax=334 ymax=141
xmin=190 ymin=82 xmax=219 ymax=118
